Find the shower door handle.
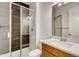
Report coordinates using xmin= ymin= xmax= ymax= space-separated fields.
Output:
xmin=7 ymin=32 xmax=10 ymax=39
xmin=31 ymin=28 xmax=33 ymax=32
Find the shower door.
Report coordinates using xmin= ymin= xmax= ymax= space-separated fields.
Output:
xmin=11 ymin=3 xmax=30 ymax=57
xmin=22 ymin=7 xmax=29 ymax=48
xmin=11 ymin=4 xmax=20 ymax=56
xmin=21 ymin=6 xmax=30 ymax=57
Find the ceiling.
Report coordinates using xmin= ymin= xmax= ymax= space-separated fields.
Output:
xmin=23 ymin=2 xmax=58 ymax=7
xmin=23 ymin=2 xmax=32 ymax=5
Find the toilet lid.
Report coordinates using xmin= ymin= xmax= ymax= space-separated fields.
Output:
xmin=29 ymin=49 xmax=41 ymax=57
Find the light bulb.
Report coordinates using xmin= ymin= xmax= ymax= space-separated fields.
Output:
xmin=63 ymin=2 xmax=68 ymax=4
xmin=58 ymin=3 xmax=62 ymax=7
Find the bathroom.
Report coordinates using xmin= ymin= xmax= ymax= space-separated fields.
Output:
xmin=0 ymin=2 xmax=79 ymax=57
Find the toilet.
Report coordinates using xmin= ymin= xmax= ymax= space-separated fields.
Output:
xmin=28 ymin=43 xmax=42 ymax=57
xmin=28 ymin=49 xmax=41 ymax=57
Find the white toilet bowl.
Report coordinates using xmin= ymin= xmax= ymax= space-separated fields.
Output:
xmin=28 ymin=49 xmax=41 ymax=57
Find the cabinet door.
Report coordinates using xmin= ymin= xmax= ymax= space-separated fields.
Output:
xmin=42 ymin=43 xmax=74 ymax=57
xmin=41 ymin=49 xmax=55 ymax=57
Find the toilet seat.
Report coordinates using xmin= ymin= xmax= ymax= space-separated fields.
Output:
xmin=28 ymin=49 xmax=41 ymax=57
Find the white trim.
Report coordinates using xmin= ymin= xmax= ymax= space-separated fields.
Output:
xmin=12 ymin=3 xmax=32 ymax=11
xmin=20 ymin=6 xmax=22 ymax=57
xmin=9 ymin=2 xmax=12 ymax=57
xmin=50 ymin=2 xmax=58 ymax=7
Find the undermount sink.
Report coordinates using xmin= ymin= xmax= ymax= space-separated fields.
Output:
xmin=65 ymin=42 xmax=76 ymax=47
xmin=45 ymin=39 xmax=75 ymax=49
xmin=52 ymin=41 xmax=73 ymax=49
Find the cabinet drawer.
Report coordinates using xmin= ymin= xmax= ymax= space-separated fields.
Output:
xmin=42 ymin=43 xmax=74 ymax=57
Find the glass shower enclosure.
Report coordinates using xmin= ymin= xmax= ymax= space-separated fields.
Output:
xmin=11 ymin=3 xmax=30 ymax=56
xmin=0 ymin=2 xmax=31 ymax=57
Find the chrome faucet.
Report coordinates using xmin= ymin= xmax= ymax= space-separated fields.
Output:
xmin=61 ymin=36 xmax=67 ymax=42
xmin=62 ymin=38 xmax=66 ymax=42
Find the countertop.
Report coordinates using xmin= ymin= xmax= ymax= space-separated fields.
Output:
xmin=40 ymin=39 xmax=79 ymax=57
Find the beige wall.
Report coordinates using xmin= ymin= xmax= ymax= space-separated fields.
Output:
xmin=35 ymin=2 xmax=53 ymax=48
xmin=68 ymin=3 xmax=79 ymax=43
xmin=0 ymin=2 xmax=10 ymax=55
xmin=40 ymin=2 xmax=52 ymax=40
xmin=29 ymin=3 xmax=36 ymax=50
xmin=30 ymin=2 xmax=53 ymax=48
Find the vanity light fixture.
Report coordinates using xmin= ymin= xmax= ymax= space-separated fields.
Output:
xmin=58 ymin=2 xmax=62 ymax=7
xmin=63 ymin=2 xmax=68 ymax=4
xmin=57 ymin=2 xmax=68 ymax=7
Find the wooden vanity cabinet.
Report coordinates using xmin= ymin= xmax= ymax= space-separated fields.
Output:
xmin=41 ymin=43 xmax=75 ymax=57
xmin=41 ymin=48 xmax=56 ymax=57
